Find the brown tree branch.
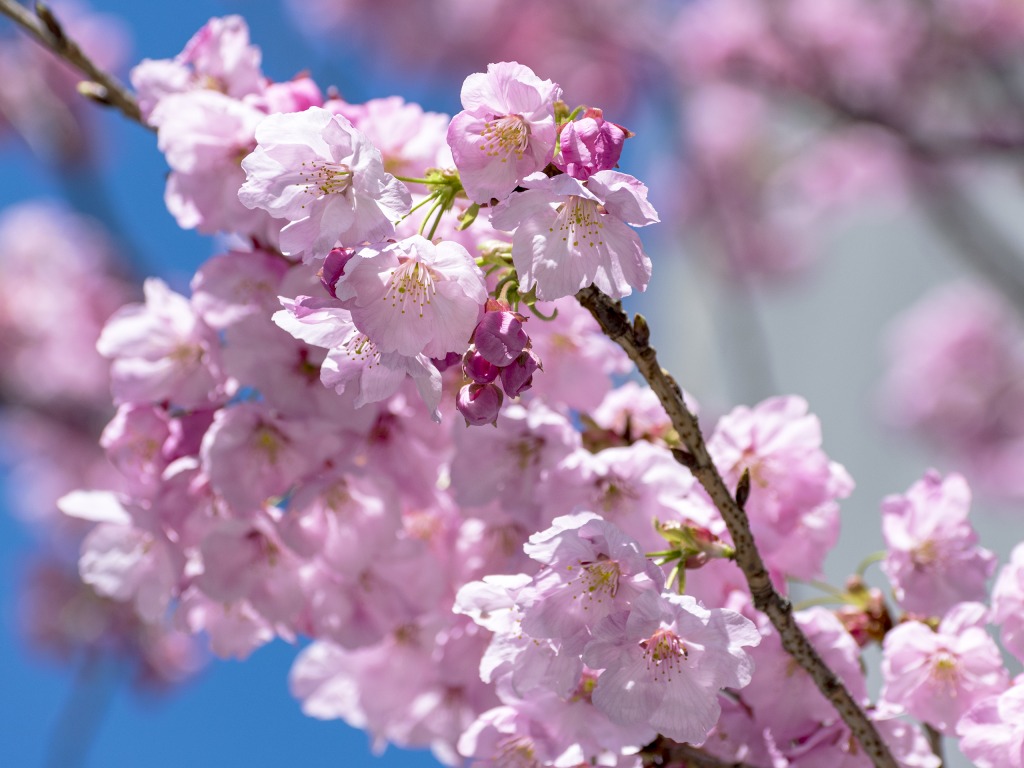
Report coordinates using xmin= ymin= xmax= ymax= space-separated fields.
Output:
xmin=0 ymin=0 xmax=148 ymax=129
xmin=575 ymin=286 xmax=898 ymax=768
xmin=640 ymin=736 xmax=759 ymax=768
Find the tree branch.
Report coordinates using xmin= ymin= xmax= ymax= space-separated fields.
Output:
xmin=640 ymin=736 xmax=759 ymax=768
xmin=575 ymin=286 xmax=898 ymax=768
xmin=0 ymin=0 xmax=148 ymax=129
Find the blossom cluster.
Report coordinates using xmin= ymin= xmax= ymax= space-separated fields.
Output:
xmin=27 ymin=11 xmax=1024 ymax=768
xmin=0 ymin=201 xmax=201 ymax=688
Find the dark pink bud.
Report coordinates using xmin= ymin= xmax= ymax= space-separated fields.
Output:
xmin=432 ymin=351 xmax=463 ymax=372
xmin=319 ymin=247 xmax=355 ymax=298
xmin=500 ymin=349 xmax=542 ymax=398
xmin=556 ymin=108 xmax=628 ymax=180
xmin=463 ymin=349 xmax=500 ymax=384
xmin=473 ymin=310 xmax=529 ymax=366
xmin=456 ymin=383 xmax=503 ymax=426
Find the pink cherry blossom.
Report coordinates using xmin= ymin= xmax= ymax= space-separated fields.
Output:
xmin=881 ymin=470 xmax=996 ymax=617
xmin=489 ymin=170 xmax=658 ymax=300
xmin=238 ymin=107 xmax=411 ymax=262
xmin=990 ymin=542 xmax=1024 ymax=663
xmin=583 ymin=589 xmax=759 ymax=745
xmin=707 ymin=396 xmax=852 ymax=580
xmin=523 ymin=297 xmax=631 ymax=412
xmin=190 ymin=249 xmax=291 ymax=330
xmin=957 ymin=682 xmax=1024 ymax=768
xmin=518 ymin=512 xmax=665 ymax=646
xmin=741 ymin=607 xmax=867 ymax=746
xmin=447 ymin=61 xmax=562 ymax=203
xmin=199 ymin=401 xmax=343 ymax=514
xmin=335 ymin=235 xmax=486 ymax=359
xmin=273 ymin=295 xmax=443 ymax=420
xmin=590 ymin=381 xmax=677 ymax=445
xmin=449 ymin=400 xmax=580 ymax=523
xmin=880 ymin=602 xmax=1009 ymax=734
xmin=336 ymin=96 xmax=453 ymax=178
xmin=96 ymin=278 xmax=225 ymax=409
xmin=59 ymin=491 xmax=177 ymax=624
xmin=131 ymin=15 xmax=264 ymax=121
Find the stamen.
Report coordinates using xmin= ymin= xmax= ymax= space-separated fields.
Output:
xmin=479 ymin=114 xmax=531 ymax=162
xmin=639 ymin=628 xmax=689 ymax=683
xmin=494 ymin=735 xmax=540 ymax=768
xmin=567 ymin=557 xmax=621 ymax=610
xmin=342 ymin=333 xmax=379 ymax=369
xmin=297 ymin=159 xmax=354 ymax=204
xmin=549 ymin=196 xmax=605 ymax=249
xmin=383 ymin=259 xmax=439 ymax=319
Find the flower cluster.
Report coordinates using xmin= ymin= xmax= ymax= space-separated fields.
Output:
xmin=19 ymin=9 xmax=1024 ymax=768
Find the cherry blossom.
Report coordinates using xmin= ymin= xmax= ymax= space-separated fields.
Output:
xmin=334 ymin=235 xmax=486 ymax=359
xmin=881 ymin=470 xmax=996 ymax=617
xmin=880 ymin=602 xmax=1009 ymax=734
xmin=490 ymin=170 xmax=658 ymax=300
xmin=447 ymin=61 xmax=562 ymax=204
xmin=584 ymin=589 xmax=759 ymax=745
xmin=238 ymin=106 xmax=411 ymax=262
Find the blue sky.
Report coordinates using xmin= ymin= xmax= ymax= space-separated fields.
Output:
xmin=0 ymin=2 xmax=451 ymax=766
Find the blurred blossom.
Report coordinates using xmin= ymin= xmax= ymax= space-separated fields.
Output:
xmin=20 ymin=559 xmax=203 ymax=688
xmin=0 ymin=199 xmax=201 ymax=693
xmin=0 ymin=202 xmax=136 ymax=410
xmin=0 ymin=0 xmax=131 ymax=162
xmin=880 ymin=281 xmax=1024 ymax=499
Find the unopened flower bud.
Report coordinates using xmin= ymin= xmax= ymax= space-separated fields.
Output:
xmin=500 ymin=349 xmax=542 ymax=397
xmin=463 ymin=350 xmax=500 ymax=384
xmin=556 ymin=107 xmax=629 ymax=180
xmin=432 ymin=351 xmax=463 ymax=372
xmin=473 ymin=309 xmax=528 ymax=366
xmin=456 ymin=383 xmax=503 ymax=426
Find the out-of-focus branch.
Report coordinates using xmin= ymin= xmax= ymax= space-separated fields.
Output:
xmin=801 ymin=83 xmax=1024 ymax=318
xmin=923 ymin=723 xmax=944 ymax=768
xmin=0 ymin=0 xmax=148 ymax=129
xmin=909 ymin=163 xmax=1024 ymax=316
xmin=640 ymin=736 xmax=758 ymax=768
xmin=575 ymin=285 xmax=898 ymax=768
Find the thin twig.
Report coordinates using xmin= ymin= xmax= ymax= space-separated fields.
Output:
xmin=0 ymin=0 xmax=148 ymax=128
xmin=575 ymin=286 xmax=898 ymax=768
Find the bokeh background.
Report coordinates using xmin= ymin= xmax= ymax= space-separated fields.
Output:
xmin=5 ymin=1 xmax=1024 ymax=766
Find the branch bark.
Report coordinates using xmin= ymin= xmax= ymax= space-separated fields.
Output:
xmin=0 ymin=0 xmax=148 ymax=129
xmin=575 ymin=286 xmax=898 ymax=768
xmin=640 ymin=736 xmax=759 ymax=768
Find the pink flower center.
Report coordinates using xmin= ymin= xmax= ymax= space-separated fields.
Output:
xmin=384 ymin=259 xmax=438 ymax=319
xmin=480 ymin=114 xmax=531 ymax=161
xmin=640 ymin=628 xmax=689 ymax=682
xmin=298 ymin=159 xmax=353 ymax=198
xmin=551 ymin=196 xmax=605 ymax=249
